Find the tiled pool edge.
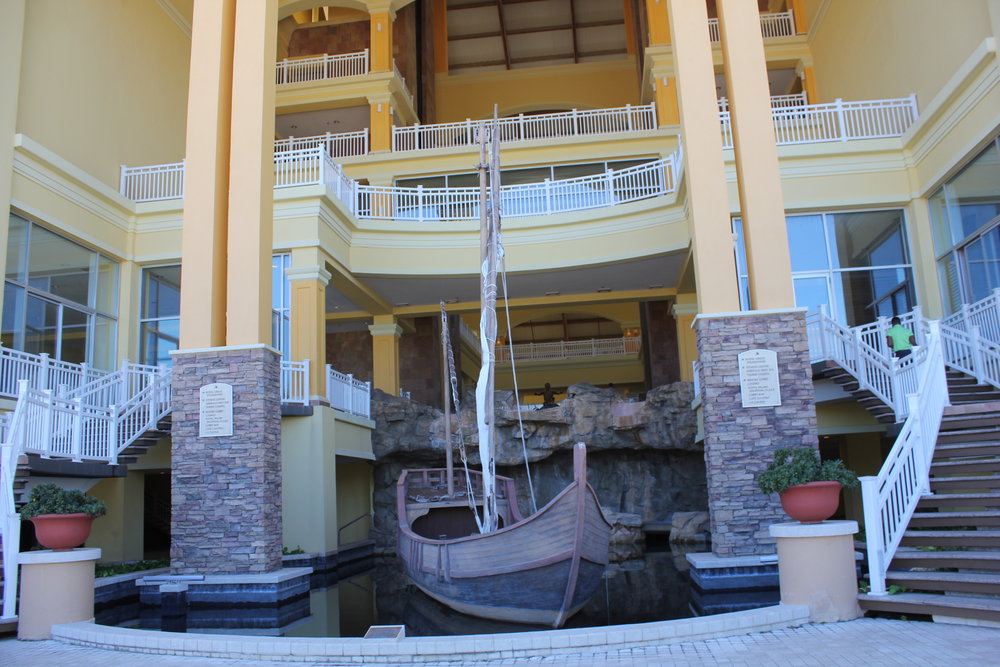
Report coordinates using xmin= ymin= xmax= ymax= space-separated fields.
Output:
xmin=51 ymin=604 xmax=811 ymax=662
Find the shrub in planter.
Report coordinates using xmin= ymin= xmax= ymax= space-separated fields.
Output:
xmin=20 ymin=483 xmax=107 ymax=550
xmin=758 ymin=447 xmax=859 ymax=523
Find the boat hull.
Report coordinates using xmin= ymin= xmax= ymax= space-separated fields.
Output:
xmin=397 ymin=446 xmax=611 ymax=627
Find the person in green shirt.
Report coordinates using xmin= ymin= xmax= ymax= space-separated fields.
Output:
xmin=885 ymin=317 xmax=916 ymax=358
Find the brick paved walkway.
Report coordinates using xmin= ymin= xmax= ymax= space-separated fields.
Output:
xmin=1 ymin=618 xmax=998 ymax=666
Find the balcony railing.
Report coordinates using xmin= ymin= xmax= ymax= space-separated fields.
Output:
xmin=708 ymin=10 xmax=795 ymax=42
xmin=356 ymin=153 xmax=678 ymax=222
xmin=717 ymin=92 xmax=807 ymax=112
xmin=274 ymin=129 xmax=369 ymax=159
xmin=720 ymin=95 xmax=918 ymax=148
xmin=326 ymin=367 xmax=371 ymax=419
xmin=120 ymin=161 xmax=185 ymax=202
xmin=275 ymin=50 xmax=369 ymax=85
xmin=495 ymin=336 xmax=642 ymax=363
xmin=392 ymin=104 xmax=657 ymax=152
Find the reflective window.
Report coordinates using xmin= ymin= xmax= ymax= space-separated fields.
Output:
xmin=272 ymin=254 xmax=291 ymax=358
xmin=2 ymin=216 xmax=119 ymax=368
xmin=139 ymin=265 xmax=181 ymax=366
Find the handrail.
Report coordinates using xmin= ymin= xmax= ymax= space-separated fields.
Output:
xmin=0 ymin=381 xmax=28 ymax=620
xmin=495 ymin=336 xmax=642 ymax=362
xmin=280 ymin=360 xmax=310 ymax=406
xmin=274 ymin=129 xmax=369 ymax=159
xmin=326 ymin=366 xmax=371 ymax=419
xmin=721 ymin=96 xmax=918 ymax=148
xmin=707 ymin=10 xmax=795 ymax=42
xmin=356 ymin=155 xmax=677 ymax=222
xmin=718 ymin=92 xmax=806 ymax=111
xmin=0 ymin=346 xmax=110 ymax=399
xmin=392 ymin=103 xmax=657 ymax=152
xmin=861 ymin=320 xmax=948 ymax=595
xmin=275 ymin=50 xmax=369 ymax=84
xmin=337 ymin=511 xmax=372 ymax=544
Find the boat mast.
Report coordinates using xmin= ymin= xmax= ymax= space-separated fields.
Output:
xmin=475 ymin=119 xmax=500 ymax=533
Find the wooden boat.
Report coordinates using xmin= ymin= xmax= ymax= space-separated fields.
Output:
xmin=396 ymin=443 xmax=612 ymax=627
xmin=394 ymin=117 xmax=611 ymax=628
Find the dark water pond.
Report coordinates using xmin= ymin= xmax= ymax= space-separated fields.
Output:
xmin=97 ymin=545 xmax=699 ymax=637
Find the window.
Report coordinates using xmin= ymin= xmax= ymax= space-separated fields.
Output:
xmin=272 ymin=254 xmax=291 ymax=359
xmin=735 ymin=209 xmax=914 ymax=326
xmin=139 ymin=265 xmax=181 ymax=366
xmin=929 ymin=137 xmax=1000 ymax=313
xmin=2 ymin=215 xmax=119 ymax=368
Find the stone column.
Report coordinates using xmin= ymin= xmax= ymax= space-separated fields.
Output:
xmin=695 ymin=309 xmax=819 ymax=556
xmin=170 ymin=345 xmax=282 ymax=574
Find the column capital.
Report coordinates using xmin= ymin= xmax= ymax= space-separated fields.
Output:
xmin=285 ymin=265 xmax=332 ymax=285
xmin=369 ymin=322 xmax=403 ymax=338
xmin=672 ymin=303 xmax=699 ymax=317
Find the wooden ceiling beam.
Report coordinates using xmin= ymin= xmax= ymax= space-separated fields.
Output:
xmin=495 ymin=0 xmax=511 ymax=69
xmin=449 ymin=19 xmax=625 ymax=41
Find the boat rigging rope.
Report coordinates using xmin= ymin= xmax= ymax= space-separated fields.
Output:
xmin=440 ymin=302 xmax=489 ymax=533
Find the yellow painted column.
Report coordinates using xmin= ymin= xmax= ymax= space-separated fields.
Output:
xmin=790 ymin=0 xmax=808 ymax=34
xmin=115 ymin=261 xmax=142 ymax=365
xmin=798 ymin=64 xmax=818 ymax=104
xmin=717 ymin=0 xmax=795 ymax=310
xmin=623 ymin=0 xmax=636 ymax=55
xmin=0 ymin=0 xmax=24 ymax=312
xmin=370 ymin=10 xmax=394 ymax=72
xmin=652 ymin=74 xmax=680 ymax=126
xmin=179 ymin=0 xmax=235 ymax=349
xmin=226 ymin=0 xmax=278 ymax=346
xmin=672 ymin=300 xmax=698 ymax=382
xmin=666 ymin=0 xmax=741 ymax=314
xmin=645 ymin=0 xmax=671 ymax=45
xmin=287 ymin=265 xmax=332 ymax=399
xmin=369 ymin=95 xmax=393 ymax=152
xmin=369 ymin=315 xmax=402 ymax=395
xmin=433 ymin=0 xmax=448 ymax=73
xmin=906 ymin=198 xmax=944 ymax=319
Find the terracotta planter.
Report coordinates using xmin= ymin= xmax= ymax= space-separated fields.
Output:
xmin=778 ymin=481 xmax=843 ymax=523
xmin=27 ymin=513 xmax=94 ymax=551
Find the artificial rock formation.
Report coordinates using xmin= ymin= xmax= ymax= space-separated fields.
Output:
xmin=370 ymin=382 xmax=705 ymax=552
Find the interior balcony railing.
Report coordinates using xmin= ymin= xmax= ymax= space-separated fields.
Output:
xmin=275 ymin=50 xmax=369 ymax=85
xmin=274 ymin=129 xmax=369 ymax=159
xmin=495 ymin=336 xmax=642 ymax=363
xmin=721 ymin=95 xmax=919 ymax=148
xmin=707 ymin=10 xmax=796 ymax=42
xmin=392 ymin=103 xmax=658 ymax=152
xmin=717 ymin=92 xmax=807 ymax=112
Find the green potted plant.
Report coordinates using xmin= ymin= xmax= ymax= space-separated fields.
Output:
xmin=20 ymin=483 xmax=107 ymax=551
xmin=757 ymin=447 xmax=859 ymax=523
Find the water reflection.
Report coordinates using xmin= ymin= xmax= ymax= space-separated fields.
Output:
xmin=99 ymin=544 xmax=699 ymax=637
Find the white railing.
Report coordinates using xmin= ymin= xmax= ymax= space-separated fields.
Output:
xmin=861 ymin=321 xmax=948 ymax=596
xmin=275 ymin=50 xmax=369 ymax=85
xmin=120 ymin=161 xmax=185 ymax=203
xmin=943 ymin=287 xmax=1000 ymax=344
xmin=0 ymin=346 xmax=110 ymax=399
xmin=274 ymin=129 xmax=369 ymax=159
xmin=721 ymin=96 xmax=918 ymax=148
xmin=356 ymin=154 xmax=677 ymax=222
xmin=717 ymin=92 xmax=807 ymax=112
xmin=280 ymin=360 xmax=310 ymax=406
xmin=392 ymin=103 xmax=657 ymax=152
xmin=326 ymin=366 xmax=371 ymax=419
xmin=457 ymin=318 xmax=480 ymax=353
xmin=708 ymin=10 xmax=795 ymax=42
xmin=495 ymin=336 xmax=641 ymax=363
xmin=273 ymin=146 xmax=357 ymax=212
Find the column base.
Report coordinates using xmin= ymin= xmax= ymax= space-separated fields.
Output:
xmin=18 ymin=547 xmax=101 ymax=640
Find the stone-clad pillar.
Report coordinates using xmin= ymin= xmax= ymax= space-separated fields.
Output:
xmin=695 ymin=309 xmax=819 ymax=556
xmin=170 ymin=346 xmax=282 ymax=574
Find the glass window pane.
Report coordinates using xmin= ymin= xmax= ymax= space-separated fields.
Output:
xmin=140 ymin=318 xmax=179 ymax=367
xmin=24 ymin=295 xmax=58 ymax=357
xmin=60 ymin=306 xmax=89 ymax=364
xmin=5 ymin=214 xmax=28 ymax=281
xmin=27 ymin=226 xmax=93 ymax=306
xmin=949 ymin=141 xmax=1000 ymax=238
xmin=787 ymin=215 xmax=829 ymax=271
xmin=964 ymin=227 xmax=1000 ymax=302
xmin=938 ymin=254 xmax=962 ymax=315
xmin=142 ymin=266 xmax=181 ymax=319
xmin=828 ymin=210 xmax=907 ymax=269
xmin=2 ymin=283 xmax=24 ymax=349
xmin=95 ymin=256 xmax=119 ymax=316
xmin=793 ymin=276 xmax=832 ymax=317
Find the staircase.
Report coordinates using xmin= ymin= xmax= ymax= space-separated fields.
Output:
xmin=859 ymin=401 xmax=1000 ymax=623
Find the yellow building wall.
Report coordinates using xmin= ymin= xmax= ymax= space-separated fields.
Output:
xmin=808 ymin=0 xmax=992 ymax=105
xmin=336 ymin=460 xmax=373 ymax=546
xmin=435 ymin=60 xmax=642 ymax=122
xmin=16 ymin=0 xmax=191 ymax=187
xmin=88 ymin=472 xmax=145 ymax=564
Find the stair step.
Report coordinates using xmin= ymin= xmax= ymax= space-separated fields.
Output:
xmin=884 ymin=570 xmax=1000 ymax=595
xmin=932 ymin=458 xmax=1000 ymax=474
xmin=890 ymin=549 xmax=1000 ymax=571
xmin=931 ymin=475 xmax=1000 ymax=491
xmin=858 ymin=592 xmax=1000 ymax=622
xmin=940 ymin=414 xmax=1000 ymax=431
xmin=901 ymin=530 xmax=1000 ymax=548
xmin=937 ymin=431 xmax=1000 ymax=446
xmin=919 ymin=492 xmax=1000 ymax=507
xmin=909 ymin=511 xmax=1000 ymax=527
